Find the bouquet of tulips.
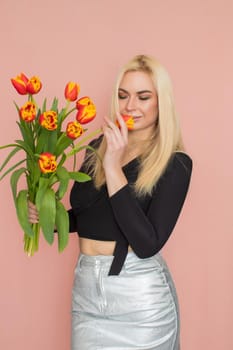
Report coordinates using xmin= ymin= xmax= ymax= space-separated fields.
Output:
xmin=0 ymin=73 xmax=100 ymax=256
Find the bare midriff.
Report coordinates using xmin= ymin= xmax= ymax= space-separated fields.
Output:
xmin=79 ymin=237 xmax=133 ymax=256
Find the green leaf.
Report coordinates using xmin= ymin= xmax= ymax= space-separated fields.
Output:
xmin=28 ymin=161 xmax=41 ymax=190
xmin=55 ymin=134 xmax=74 ymax=156
xmin=55 ymin=201 xmax=69 ymax=252
xmin=56 ymin=167 xmax=70 ymax=200
xmin=69 ymin=171 xmax=91 ymax=182
xmin=13 ymin=101 xmax=20 ymax=113
xmin=39 ymin=188 xmax=56 ymax=245
xmin=42 ymin=98 xmax=47 ymax=113
xmin=17 ymin=121 xmax=34 ymax=151
xmin=57 ymin=153 xmax=67 ymax=168
xmin=35 ymin=127 xmax=48 ymax=154
xmin=10 ymin=167 xmax=27 ymax=203
xmin=15 ymin=139 xmax=34 ymax=157
xmin=67 ymin=144 xmax=95 ymax=157
xmin=0 ymin=159 xmax=26 ymax=181
xmin=35 ymin=128 xmax=57 ymax=154
xmin=0 ymin=146 xmax=21 ymax=172
xmin=51 ymin=97 xmax=58 ymax=111
xmin=35 ymin=177 xmax=50 ymax=210
xmin=0 ymin=143 xmax=24 ymax=151
xmin=58 ymin=107 xmax=67 ymax=123
xmin=47 ymin=130 xmax=57 ymax=154
xmin=34 ymin=110 xmax=42 ymax=134
xmin=49 ymin=174 xmax=59 ymax=187
xmin=16 ymin=190 xmax=34 ymax=237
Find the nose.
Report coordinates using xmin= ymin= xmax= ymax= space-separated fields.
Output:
xmin=125 ymin=96 xmax=137 ymax=112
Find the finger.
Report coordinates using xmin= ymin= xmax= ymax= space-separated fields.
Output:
xmin=103 ymin=125 xmax=119 ymax=150
xmin=103 ymin=116 xmax=120 ymax=132
xmin=116 ymin=112 xmax=128 ymax=142
xmin=29 ymin=217 xmax=39 ymax=224
xmin=28 ymin=211 xmax=39 ymax=223
xmin=28 ymin=200 xmax=37 ymax=210
xmin=103 ymin=117 xmax=122 ymax=144
xmin=28 ymin=209 xmax=39 ymax=218
xmin=28 ymin=200 xmax=39 ymax=221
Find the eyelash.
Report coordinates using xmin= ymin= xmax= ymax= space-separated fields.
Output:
xmin=139 ymin=96 xmax=150 ymax=100
xmin=118 ymin=95 xmax=150 ymax=101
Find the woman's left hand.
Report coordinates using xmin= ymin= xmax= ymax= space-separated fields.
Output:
xmin=102 ymin=112 xmax=128 ymax=172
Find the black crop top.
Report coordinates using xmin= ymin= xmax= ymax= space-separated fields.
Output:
xmin=69 ymin=137 xmax=193 ymax=275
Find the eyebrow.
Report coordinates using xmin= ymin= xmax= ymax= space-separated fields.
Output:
xmin=118 ymin=88 xmax=153 ymax=94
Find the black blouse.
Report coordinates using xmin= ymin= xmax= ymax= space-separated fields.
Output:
xmin=69 ymin=138 xmax=193 ymax=275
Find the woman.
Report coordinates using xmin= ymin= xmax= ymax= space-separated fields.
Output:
xmin=29 ymin=54 xmax=192 ymax=349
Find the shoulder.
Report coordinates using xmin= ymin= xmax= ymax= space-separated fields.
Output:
xmin=83 ymin=134 xmax=103 ymax=161
xmin=161 ymin=151 xmax=193 ymax=183
xmin=172 ymin=151 xmax=193 ymax=173
xmin=89 ymin=134 xmax=104 ymax=149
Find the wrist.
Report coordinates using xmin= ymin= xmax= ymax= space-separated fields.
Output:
xmin=104 ymin=168 xmax=127 ymax=197
xmin=103 ymin=163 xmax=122 ymax=174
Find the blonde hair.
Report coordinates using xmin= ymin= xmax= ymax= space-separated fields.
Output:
xmin=87 ymin=54 xmax=185 ymax=196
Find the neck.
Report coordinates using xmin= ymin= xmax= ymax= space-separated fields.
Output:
xmin=128 ymin=128 xmax=155 ymax=147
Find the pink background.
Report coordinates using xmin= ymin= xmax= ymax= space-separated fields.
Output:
xmin=0 ymin=0 xmax=232 ymax=349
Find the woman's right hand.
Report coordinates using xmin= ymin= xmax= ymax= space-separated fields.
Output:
xmin=102 ymin=112 xmax=128 ymax=171
xmin=28 ymin=200 xmax=39 ymax=224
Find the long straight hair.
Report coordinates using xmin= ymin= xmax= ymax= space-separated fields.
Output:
xmin=87 ymin=55 xmax=185 ymax=196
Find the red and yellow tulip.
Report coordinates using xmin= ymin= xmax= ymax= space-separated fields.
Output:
xmin=26 ymin=76 xmax=42 ymax=95
xmin=19 ymin=101 xmax=36 ymax=122
xmin=64 ymin=82 xmax=80 ymax=102
xmin=116 ymin=114 xmax=134 ymax=130
xmin=38 ymin=153 xmax=57 ymax=174
xmin=66 ymin=121 xmax=84 ymax=139
xmin=76 ymin=97 xmax=96 ymax=124
xmin=11 ymin=73 xmax=29 ymax=95
xmin=11 ymin=73 xmax=42 ymax=95
xmin=39 ymin=111 xmax=58 ymax=130
xmin=76 ymin=96 xmax=92 ymax=109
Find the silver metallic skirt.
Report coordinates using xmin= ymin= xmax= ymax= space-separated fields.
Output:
xmin=71 ymin=252 xmax=180 ymax=350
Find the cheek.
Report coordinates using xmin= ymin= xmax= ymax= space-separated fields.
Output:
xmin=146 ymin=103 xmax=158 ymax=119
xmin=118 ymin=99 xmax=126 ymax=111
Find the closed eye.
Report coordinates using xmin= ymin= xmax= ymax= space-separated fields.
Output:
xmin=138 ymin=95 xmax=150 ymax=100
xmin=118 ymin=93 xmax=128 ymax=99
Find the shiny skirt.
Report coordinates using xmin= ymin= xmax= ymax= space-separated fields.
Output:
xmin=71 ymin=252 xmax=180 ymax=350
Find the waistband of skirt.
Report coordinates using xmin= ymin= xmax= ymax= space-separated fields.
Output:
xmin=78 ymin=251 xmax=163 ymax=268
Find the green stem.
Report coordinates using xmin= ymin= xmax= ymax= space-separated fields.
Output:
xmin=66 ymin=128 xmax=102 ymax=157
xmin=72 ymin=151 xmax=77 ymax=172
xmin=23 ymin=223 xmax=40 ymax=256
xmin=34 ymin=223 xmax=40 ymax=252
xmin=61 ymin=106 xmax=76 ymax=122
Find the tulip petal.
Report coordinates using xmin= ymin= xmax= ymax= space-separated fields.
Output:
xmin=26 ymin=76 xmax=42 ymax=94
xmin=66 ymin=121 xmax=84 ymax=139
xmin=38 ymin=153 xmax=57 ymax=174
xmin=64 ymin=82 xmax=80 ymax=101
xmin=11 ymin=78 xmax=27 ymax=95
xmin=76 ymin=104 xmax=96 ymax=124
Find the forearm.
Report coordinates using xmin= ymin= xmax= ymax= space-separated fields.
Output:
xmin=102 ymin=113 xmax=129 ymax=196
xmin=104 ymin=166 xmax=128 ymax=197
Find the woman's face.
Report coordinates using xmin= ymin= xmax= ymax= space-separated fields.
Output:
xmin=118 ymin=71 xmax=158 ymax=136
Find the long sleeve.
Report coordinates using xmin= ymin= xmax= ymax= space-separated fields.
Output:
xmin=68 ymin=135 xmax=103 ymax=233
xmin=109 ymin=152 xmax=193 ymax=259
xmin=68 ymin=208 xmax=77 ymax=233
